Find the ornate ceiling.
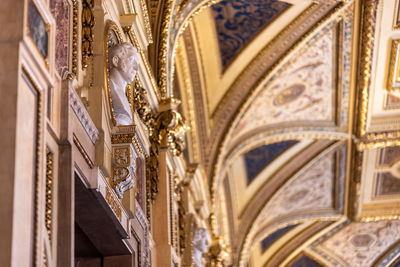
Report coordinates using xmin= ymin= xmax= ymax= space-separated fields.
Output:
xmin=152 ymin=0 xmax=400 ymax=265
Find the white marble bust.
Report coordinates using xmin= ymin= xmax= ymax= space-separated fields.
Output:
xmin=108 ymin=42 xmax=139 ymax=125
xmin=193 ymin=228 xmax=210 ymax=267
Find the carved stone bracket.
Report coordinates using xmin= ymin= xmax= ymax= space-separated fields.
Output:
xmin=111 ymin=128 xmax=138 ymax=198
xmin=156 ymin=98 xmax=189 ymax=156
xmin=206 ymin=236 xmax=229 ymax=267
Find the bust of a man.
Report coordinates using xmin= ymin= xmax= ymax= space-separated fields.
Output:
xmin=193 ymin=228 xmax=210 ymax=267
xmin=108 ymin=42 xmax=139 ymax=125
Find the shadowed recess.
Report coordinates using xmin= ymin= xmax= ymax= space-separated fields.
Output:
xmin=261 ymin=224 xmax=298 ymax=252
xmin=393 ymin=259 xmax=400 ymax=267
xmin=211 ymin=0 xmax=290 ymax=68
xmin=290 ymin=255 xmax=322 ymax=267
xmin=244 ymin=140 xmax=298 ymax=184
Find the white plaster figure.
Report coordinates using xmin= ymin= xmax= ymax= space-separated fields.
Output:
xmin=193 ymin=228 xmax=210 ymax=267
xmin=108 ymin=42 xmax=139 ymax=125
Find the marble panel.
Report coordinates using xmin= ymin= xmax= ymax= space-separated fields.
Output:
xmin=50 ymin=0 xmax=70 ymax=75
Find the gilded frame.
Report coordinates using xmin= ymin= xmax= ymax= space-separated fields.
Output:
xmin=386 ymin=39 xmax=400 ymax=93
xmin=26 ymin=0 xmax=51 ymax=68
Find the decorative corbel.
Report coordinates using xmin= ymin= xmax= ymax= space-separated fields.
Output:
xmin=156 ymin=97 xmax=189 ymax=156
xmin=111 ymin=126 xmax=140 ymax=199
xmin=206 ymin=236 xmax=229 ymax=267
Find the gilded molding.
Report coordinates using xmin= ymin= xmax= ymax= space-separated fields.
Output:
xmin=22 ymin=69 xmax=44 ymax=267
xmin=157 ymin=0 xmax=173 ymax=96
xmin=45 ymin=150 xmax=54 ymax=243
xmin=72 ymin=134 xmax=94 ymax=168
xmin=158 ymin=0 xmax=220 ymax=96
xmin=140 ymin=0 xmax=153 ymax=43
xmin=106 ymin=187 xmax=122 ymax=220
xmin=386 ymin=39 xmax=400 ymax=93
xmin=356 ymin=137 xmax=400 ymax=151
xmin=175 ymin=38 xmax=200 ymax=161
xmin=72 ymin=0 xmax=79 ymax=74
xmin=82 ymin=0 xmax=94 ymax=68
xmin=111 ymin=131 xmax=147 ymax=157
xmin=356 ymin=0 xmax=378 ymax=137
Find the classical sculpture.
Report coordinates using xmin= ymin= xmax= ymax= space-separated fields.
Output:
xmin=108 ymin=42 xmax=139 ymax=125
xmin=193 ymin=228 xmax=210 ymax=267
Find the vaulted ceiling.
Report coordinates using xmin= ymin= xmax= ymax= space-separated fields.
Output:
xmin=151 ymin=0 xmax=400 ymax=266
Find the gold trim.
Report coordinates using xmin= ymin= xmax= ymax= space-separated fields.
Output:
xmin=140 ymin=0 xmax=153 ymax=43
xmin=356 ymin=0 xmax=378 ymax=137
xmin=157 ymin=0 xmax=173 ymax=96
xmin=175 ymin=34 xmax=200 ymax=162
xmin=73 ymin=134 xmax=94 ymax=168
xmin=45 ymin=149 xmax=54 ymax=243
xmin=72 ymin=0 xmax=79 ymax=74
xmin=386 ymin=39 xmax=400 ymax=93
xmin=105 ymin=186 xmax=122 ymax=221
xmin=158 ymin=0 xmax=221 ymax=96
xmin=356 ymin=138 xmax=400 ymax=151
xmin=21 ymin=68 xmax=44 ymax=267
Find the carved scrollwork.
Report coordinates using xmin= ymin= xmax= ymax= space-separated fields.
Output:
xmin=133 ymin=81 xmax=155 ymax=136
xmin=206 ymin=236 xmax=229 ymax=267
xmin=82 ymin=0 xmax=94 ymax=68
xmin=112 ymin=144 xmax=136 ymax=198
xmin=156 ymin=98 xmax=189 ymax=156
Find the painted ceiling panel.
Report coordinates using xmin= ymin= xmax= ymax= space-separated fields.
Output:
xmin=244 ymin=140 xmax=298 ymax=184
xmin=311 ymin=221 xmax=400 ymax=267
xmin=231 ymin=24 xmax=337 ymax=140
xmin=256 ymin=147 xmax=339 ymax=227
xmin=211 ymin=0 xmax=290 ymax=68
xmin=290 ymin=255 xmax=322 ymax=267
xmin=260 ymin=224 xmax=298 ymax=253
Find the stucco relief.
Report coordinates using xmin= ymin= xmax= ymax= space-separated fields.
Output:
xmin=232 ymin=26 xmax=336 ymax=140
xmin=317 ymin=221 xmax=400 ymax=267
